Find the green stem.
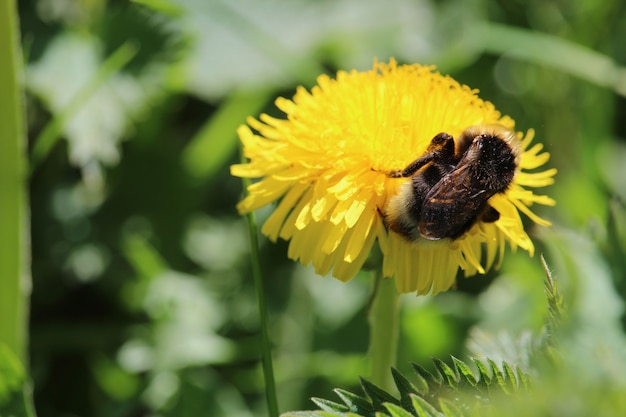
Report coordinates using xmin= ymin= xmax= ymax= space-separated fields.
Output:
xmin=0 ymin=0 xmax=30 ymax=365
xmin=241 ymin=178 xmax=279 ymax=416
xmin=368 ymin=271 xmax=400 ymax=390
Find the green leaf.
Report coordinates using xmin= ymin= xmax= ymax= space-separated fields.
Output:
xmin=485 ymin=359 xmax=508 ymax=394
xmin=360 ymin=378 xmax=400 ymax=410
xmin=438 ymin=399 xmax=463 ymax=417
xmin=411 ymin=395 xmax=442 ymax=417
xmin=391 ymin=367 xmax=419 ymax=414
xmin=332 ymin=389 xmax=373 ymax=414
xmin=406 ymin=363 xmax=430 ymax=395
xmin=501 ymin=362 xmax=518 ymax=391
xmin=515 ymin=365 xmax=532 ymax=391
xmin=311 ymin=397 xmax=350 ymax=414
xmin=432 ymin=358 xmax=459 ymax=388
xmin=541 ymin=254 xmax=563 ymax=345
xmin=411 ymin=363 xmax=441 ymax=391
xmin=451 ymin=357 xmax=477 ymax=387
xmin=471 ymin=359 xmax=492 ymax=386
xmin=285 ymin=356 xmax=533 ymax=417
xmin=384 ymin=402 xmax=416 ymax=417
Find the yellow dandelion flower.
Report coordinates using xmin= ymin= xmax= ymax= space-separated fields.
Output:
xmin=231 ymin=59 xmax=556 ymax=294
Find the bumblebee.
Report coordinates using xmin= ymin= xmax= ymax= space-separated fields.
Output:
xmin=383 ymin=124 xmax=521 ymax=241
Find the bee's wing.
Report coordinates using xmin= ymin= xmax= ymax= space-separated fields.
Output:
xmin=418 ymin=164 xmax=492 ymax=240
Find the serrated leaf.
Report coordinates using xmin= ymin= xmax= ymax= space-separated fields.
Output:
xmin=360 ymin=378 xmax=400 ymax=410
xmin=438 ymin=398 xmax=464 ymax=417
xmin=471 ymin=359 xmax=492 ymax=385
xmin=541 ymin=254 xmax=564 ymax=349
xmin=515 ymin=365 xmax=533 ymax=390
xmin=451 ymin=357 xmax=477 ymax=387
xmin=410 ymin=394 xmax=442 ymax=417
xmin=486 ymin=359 xmax=508 ymax=394
xmin=501 ymin=362 xmax=518 ymax=390
xmin=384 ymin=402 xmax=416 ymax=417
xmin=311 ymin=397 xmax=350 ymax=414
xmin=333 ymin=388 xmax=373 ymax=414
xmin=432 ymin=358 xmax=459 ymax=388
xmin=407 ymin=363 xmax=430 ymax=394
xmin=391 ymin=367 xmax=419 ymax=414
xmin=411 ymin=362 xmax=441 ymax=389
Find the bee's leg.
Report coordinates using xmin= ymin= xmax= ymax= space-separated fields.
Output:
xmin=479 ymin=205 xmax=500 ymax=223
xmin=387 ymin=132 xmax=455 ymax=178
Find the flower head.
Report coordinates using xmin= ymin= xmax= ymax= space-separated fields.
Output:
xmin=231 ymin=59 xmax=556 ymax=294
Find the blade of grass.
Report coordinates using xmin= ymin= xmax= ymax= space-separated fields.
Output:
xmin=29 ymin=41 xmax=138 ymax=175
xmin=0 ymin=1 xmax=37 ymax=416
xmin=0 ymin=0 xmax=29 ymax=366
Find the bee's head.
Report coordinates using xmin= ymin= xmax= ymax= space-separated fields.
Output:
xmin=462 ymin=130 xmax=520 ymax=189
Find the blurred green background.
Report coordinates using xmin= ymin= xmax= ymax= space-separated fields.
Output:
xmin=14 ymin=0 xmax=626 ymax=416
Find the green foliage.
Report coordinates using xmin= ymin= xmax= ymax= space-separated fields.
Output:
xmin=282 ymin=355 xmax=530 ymax=417
xmin=541 ymin=255 xmax=564 ymax=352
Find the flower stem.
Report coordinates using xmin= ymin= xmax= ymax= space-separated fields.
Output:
xmin=368 ymin=271 xmax=400 ymax=390
xmin=241 ymin=178 xmax=279 ymax=416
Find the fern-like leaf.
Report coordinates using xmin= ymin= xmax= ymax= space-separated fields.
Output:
xmin=282 ymin=356 xmax=531 ymax=417
xmin=391 ymin=367 xmax=420 ymax=415
xmin=450 ymin=357 xmax=478 ymax=388
xmin=411 ymin=395 xmax=444 ymax=417
xmin=311 ymin=396 xmax=351 ymax=414
xmin=360 ymin=377 xmax=401 ymax=412
xmin=432 ymin=358 xmax=459 ymax=388
xmin=331 ymin=388 xmax=373 ymax=415
xmin=541 ymin=254 xmax=564 ymax=348
xmin=384 ymin=402 xmax=417 ymax=417
xmin=438 ymin=398 xmax=464 ymax=417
